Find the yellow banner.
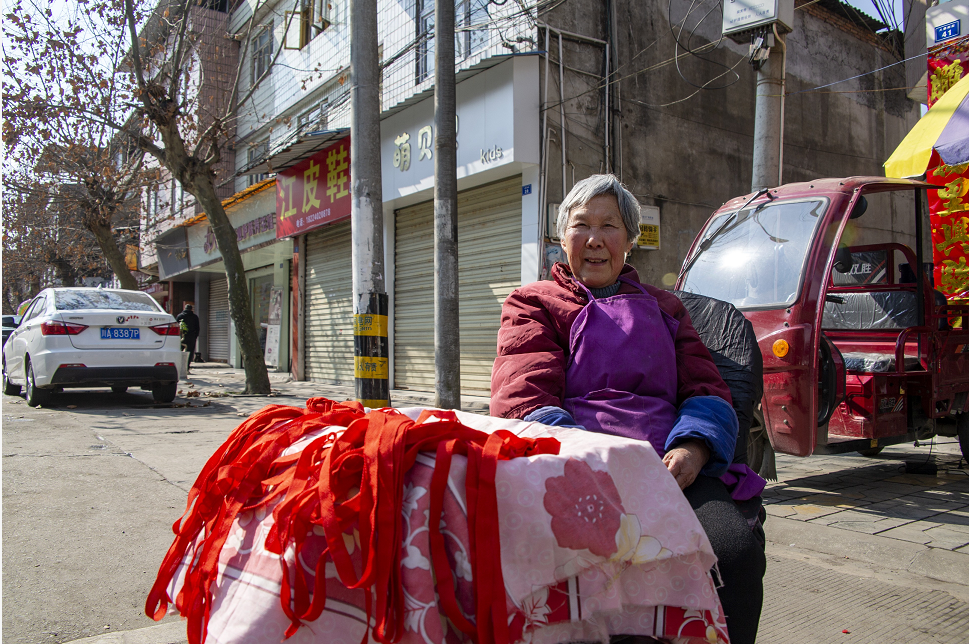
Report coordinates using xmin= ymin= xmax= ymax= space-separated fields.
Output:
xmin=358 ymin=398 xmax=391 ymax=409
xmin=354 ymin=314 xmax=388 ymax=336
xmin=637 ymin=223 xmax=660 ymax=248
xmin=354 ymin=356 xmax=389 ymax=379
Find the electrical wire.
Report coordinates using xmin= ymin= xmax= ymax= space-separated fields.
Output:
xmin=787 ymin=51 xmax=926 ymax=96
xmin=623 ymin=50 xmax=746 ymax=108
xmin=667 ymin=0 xmax=740 ymax=91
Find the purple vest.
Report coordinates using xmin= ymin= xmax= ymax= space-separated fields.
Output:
xmin=563 ymin=277 xmax=679 ymax=456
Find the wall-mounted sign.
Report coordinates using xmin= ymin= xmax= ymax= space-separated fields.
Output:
xmin=276 ymin=136 xmax=351 ymax=238
xmin=936 ymin=20 xmax=962 ymax=43
xmin=380 ymin=57 xmax=539 ymax=200
xmin=928 ymin=38 xmax=969 ymax=107
xmin=636 ymin=205 xmax=661 ymax=250
xmin=186 ymin=184 xmax=278 ymax=268
xmin=928 ymin=0 xmax=969 ymax=46
xmin=203 ymin=213 xmax=276 ymax=255
xmin=721 ymin=0 xmax=793 ymax=37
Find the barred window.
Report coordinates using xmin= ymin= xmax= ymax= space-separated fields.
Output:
xmin=251 ymin=27 xmax=272 ymax=84
xmin=248 ymin=140 xmax=270 ymax=186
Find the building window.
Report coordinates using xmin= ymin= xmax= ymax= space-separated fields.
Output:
xmin=455 ymin=0 xmax=488 ymax=61
xmin=298 ymin=98 xmax=329 ymax=134
xmin=252 ymin=26 xmax=272 ymax=84
xmin=284 ymin=0 xmax=330 ymax=51
xmin=248 ymin=140 xmax=270 ymax=186
xmin=416 ymin=0 xmax=435 ymax=83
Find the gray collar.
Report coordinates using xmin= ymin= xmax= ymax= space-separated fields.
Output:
xmin=588 ymin=281 xmax=622 ymax=299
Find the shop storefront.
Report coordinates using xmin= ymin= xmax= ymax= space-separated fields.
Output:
xmin=156 ymin=179 xmax=293 ymax=370
xmin=381 ymin=56 xmax=540 ymax=394
xmin=271 ymin=55 xmax=540 ymax=394
xmin=273 ymin=136 xmax=354 ymax=384
xmin=393 ymin=176 xmax=524 ymax=393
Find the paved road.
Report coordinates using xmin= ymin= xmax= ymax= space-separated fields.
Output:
xmin=3 ymin=367 xmax=967 ymax=643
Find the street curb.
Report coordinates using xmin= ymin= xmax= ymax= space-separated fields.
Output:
xmin=64 ymin=622 xmax=186 ymax=644
xmin=766 ymin=514 xmax=969 ymax=587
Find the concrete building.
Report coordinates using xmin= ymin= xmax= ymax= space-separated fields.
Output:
xmin=136 ymin=0 xmax=239 ymax=337
xmin=139 ymin=0 xmax=920 ymax=392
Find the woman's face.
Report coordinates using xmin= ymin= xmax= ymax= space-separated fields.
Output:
xmin=562 ymin=194 xmax=634 ymax=289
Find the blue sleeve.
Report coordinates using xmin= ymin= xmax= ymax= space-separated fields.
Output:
xmin=665 ymin=396 xmax=738 ymax=478
xmin=523 ymin=406 xmax=586 ymax=429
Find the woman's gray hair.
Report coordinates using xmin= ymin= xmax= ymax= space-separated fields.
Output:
xmin=556 ymin=174 xmax=641 ymax=242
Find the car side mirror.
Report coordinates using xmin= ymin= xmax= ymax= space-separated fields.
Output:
xmin=2 ymin=316 xmax=18 ymax=328
xmin=833 ymin=245 xmax=854 ymax=274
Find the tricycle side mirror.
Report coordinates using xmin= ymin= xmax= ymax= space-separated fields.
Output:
xmin=833 ymin=246 xmax=854 ymax=274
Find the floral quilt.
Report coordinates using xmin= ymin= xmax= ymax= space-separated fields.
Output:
xmin=164 ymin=407 xmax=728 ymax=644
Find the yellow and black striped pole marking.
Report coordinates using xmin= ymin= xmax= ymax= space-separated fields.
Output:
xmin=354 ymin=292 xmax=389 ymax=408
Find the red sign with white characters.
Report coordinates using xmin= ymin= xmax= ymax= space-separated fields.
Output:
xmin=275 ymin=136 xmax=351 ymax=238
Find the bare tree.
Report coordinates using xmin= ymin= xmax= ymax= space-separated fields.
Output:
xmin=2 ymin=176 xmax=112 ymax=312
xmin=3 ymin=0 xmax=296 ymax=393
xmin=3 ymin=2 xmax=152 ymax=291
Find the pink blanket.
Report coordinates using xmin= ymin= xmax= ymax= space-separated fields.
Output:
xmin=165 ymin=408 xmax=728 ymax=644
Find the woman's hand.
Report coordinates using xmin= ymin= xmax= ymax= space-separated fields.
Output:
xmin=662 ymin=439 xmax=711 ymax=490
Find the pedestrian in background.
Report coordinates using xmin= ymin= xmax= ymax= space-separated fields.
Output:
xmin=176 ymin=303 xmax=201 ymax=372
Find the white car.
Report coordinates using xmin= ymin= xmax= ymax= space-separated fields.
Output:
xmin=2 ymin=287 xmax=182 ymax=406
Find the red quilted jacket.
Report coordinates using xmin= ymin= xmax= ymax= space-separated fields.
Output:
xmin=490 ymin=263 xmax=731 ymax=420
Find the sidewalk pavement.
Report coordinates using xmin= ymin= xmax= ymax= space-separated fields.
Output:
xmin=75 ymin=366 xmax=969 ymax=643
xmin=177 ymin=362 xmax=494 ymax=413
xmin=758 ymin=444 xmax=969 ymax=643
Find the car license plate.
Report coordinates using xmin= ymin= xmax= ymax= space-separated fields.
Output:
xmin=101 ymin=327 xmax=140 ymax=340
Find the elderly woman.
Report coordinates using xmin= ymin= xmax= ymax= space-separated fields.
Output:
xmin=491 ymin=174 xmax=766 ymax=644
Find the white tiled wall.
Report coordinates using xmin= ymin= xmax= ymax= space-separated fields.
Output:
xmin=231 ymin=0 xmax=538 ymax=192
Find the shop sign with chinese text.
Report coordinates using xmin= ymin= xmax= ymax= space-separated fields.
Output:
xmin=276 ymin=136 xmax=351 ymax=238
xmin=379 ymin=58 xmax=539 ymax=200
xmin=928 ymin=37 xmax=969 ymax=107
xmin=928 ymin=157 xmax=969 ymax=299
xmin=186 ymin=186 xmax=277 ymax=267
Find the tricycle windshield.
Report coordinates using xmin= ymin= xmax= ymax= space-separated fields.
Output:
xmin=680 ymin=198 xmax=828 ymax=309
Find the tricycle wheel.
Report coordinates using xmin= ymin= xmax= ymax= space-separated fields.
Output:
xmin=958 ymin=413 xmax=969 ymax=465
xmin=748 ymin=408 xmax=777 ymax=481
xmin=856 ymin=446 xmax=884 ymax=457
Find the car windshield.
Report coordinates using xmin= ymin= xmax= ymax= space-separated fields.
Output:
xmin=679 ymin=198 xmax=828 ymax=309
xmin=54 ymin=290 xmax=161 ymax=312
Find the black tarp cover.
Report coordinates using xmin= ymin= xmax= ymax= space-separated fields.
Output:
xmin=674 ymin=291 xmax=764 ymax=465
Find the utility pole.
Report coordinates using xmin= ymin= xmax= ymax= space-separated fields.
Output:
xmin=350 ymin=0 xmax=389 ymax=408
xmin=751 ymin=28 xmax=787 ymax=191
xmin=434 ymin=0 xmax=461 ymax=409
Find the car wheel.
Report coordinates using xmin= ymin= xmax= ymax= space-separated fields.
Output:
xmin=25 ymin=360 xmax=51 ymax=407
xmin=151 ymin=382 xmax=177 ymax=403
xmin=111 ymin=386 xmax=128 ymax=394
xmin=2 ymin=359 xmax=21 ymax=396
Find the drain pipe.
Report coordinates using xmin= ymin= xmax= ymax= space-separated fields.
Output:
xmin=774 ymin=23 xmax=787 ymax=187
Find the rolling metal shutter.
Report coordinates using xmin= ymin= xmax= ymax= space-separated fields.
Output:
xmin=207 ymin=277 xmax=230 ymax=362
xmin=304 ymin=221 xmax=354 ymax=384
xmin=394 ymin=176 xmax=522 ymax=394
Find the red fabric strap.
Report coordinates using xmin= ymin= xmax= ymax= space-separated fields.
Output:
xmin=146 ymin=400 xmax=559 ymax=644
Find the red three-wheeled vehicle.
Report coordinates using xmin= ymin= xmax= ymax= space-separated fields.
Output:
xmin=676 ymin=177 xmax=969 ymax=474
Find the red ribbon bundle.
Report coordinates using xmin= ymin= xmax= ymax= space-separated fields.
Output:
xmin=146 ymin=398 xmax=560 ymax=644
